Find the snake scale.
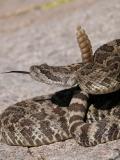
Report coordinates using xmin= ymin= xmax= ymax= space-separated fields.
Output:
xmin=0 ymin=26 xmax=120 ymax=147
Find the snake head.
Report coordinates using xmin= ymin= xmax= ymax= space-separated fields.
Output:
xmin=30 ymin=64 xmax=78 ymax=88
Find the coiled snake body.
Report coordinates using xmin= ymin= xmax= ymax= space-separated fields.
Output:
xmin=0 ymin=26 xmax=120 ymax=147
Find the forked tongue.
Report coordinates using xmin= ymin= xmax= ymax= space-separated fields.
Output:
xmin=1 ymin=70 xmax=30 ymax=74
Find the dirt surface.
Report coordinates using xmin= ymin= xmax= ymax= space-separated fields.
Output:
xmin=0 ymin=0 xmax=94 ymax=33
xmin=0 ymin=0 xmax=120 ymax=159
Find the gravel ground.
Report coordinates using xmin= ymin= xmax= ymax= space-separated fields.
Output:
xmin=0 ymin=0 xmax=120 ymax=159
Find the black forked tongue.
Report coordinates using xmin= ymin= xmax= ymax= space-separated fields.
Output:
xmin=1 ymin=71 xmax=30 ymax=74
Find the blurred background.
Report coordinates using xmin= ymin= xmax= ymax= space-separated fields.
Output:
xmin=0 ymin=1 xmax=120 ymax=159
xmin=0 ymin=0 xmax=95 ymax=34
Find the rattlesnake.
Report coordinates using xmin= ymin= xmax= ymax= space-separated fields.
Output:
xmin=29 ymin=27 xmax=120 ymax=94
xmin=1 ymin=26 xmax=120 ymax=147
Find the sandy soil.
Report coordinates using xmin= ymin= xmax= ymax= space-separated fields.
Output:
xmin=0 ymin=0 xmax=120 ymax=159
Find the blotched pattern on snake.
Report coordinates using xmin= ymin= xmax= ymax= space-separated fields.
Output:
xmin=0 ymin=26 xmax=120 ymax=147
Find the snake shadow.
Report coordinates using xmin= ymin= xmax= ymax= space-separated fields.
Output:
xmin=51 ymin=85 xmax=120 ymax=110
